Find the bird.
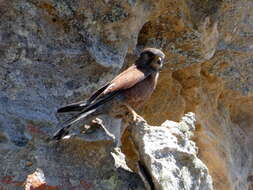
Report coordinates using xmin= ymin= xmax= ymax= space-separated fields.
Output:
xmin=52 ymin=48 xmax=165 ymax=140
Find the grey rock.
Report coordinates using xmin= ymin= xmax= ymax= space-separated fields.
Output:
xmin=131 ymin=113 xmax=213 ymax=190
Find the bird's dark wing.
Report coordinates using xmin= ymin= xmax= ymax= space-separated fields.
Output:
xmin=102 ymin=65 xmax=151 ymax=95
xmin=57 ymin=100 xmax=88 ymax=113
xmin=80 ymin=65 xmax=154 ymax=113
xmin=57 ymin=84 xmax=110 ymax=113
xmin=58 ymin=65 xmax=152 ymax=113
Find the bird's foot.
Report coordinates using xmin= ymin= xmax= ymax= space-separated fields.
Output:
xmin=80 ymin=119 xmax=101 ymax=134
xmin=112 ymin=104 xmax=139 ymax=125
xmin=124 ymin=105 xmax=138 ymax=124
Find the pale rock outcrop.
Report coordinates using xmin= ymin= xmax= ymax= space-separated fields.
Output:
xmin=129 ymin=112 xmax=213 ymax=190
xmin=21 ymin=112 xmax=213 ymax=190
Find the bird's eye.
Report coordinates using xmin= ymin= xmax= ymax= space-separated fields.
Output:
xmin=157 ymin=58 xmax=162 ymax=65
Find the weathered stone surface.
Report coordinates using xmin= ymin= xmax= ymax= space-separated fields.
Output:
xmin=1 ymin=134 xmax=145 ymax=190
xmin=129 ymin=112 xmax=213 ymax=190
xmin=133 ymin=1 xmax=253 ymax=190
xmin=1 ymin=0 xmax=253 ymax=190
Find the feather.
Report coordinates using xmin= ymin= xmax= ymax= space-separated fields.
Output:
xmin=52 ymin=109 xmax=96 ymax=140
xmin=57 ymin=84 xmax=110 ymax=113
xmin=57 ymin=102 xmax=87 ymax=113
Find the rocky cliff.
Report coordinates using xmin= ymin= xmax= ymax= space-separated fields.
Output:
xmin=0 ymin=0 xmax=252 ymax=190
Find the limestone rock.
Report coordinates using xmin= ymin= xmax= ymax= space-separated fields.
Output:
xmin=129 ymin=112 xmax=213 ymax=190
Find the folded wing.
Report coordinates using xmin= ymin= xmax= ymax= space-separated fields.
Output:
xmin=57 ymin=65 xmax=153 ymax=114
xmin=57 ymin=84 xmax=110 ymax=113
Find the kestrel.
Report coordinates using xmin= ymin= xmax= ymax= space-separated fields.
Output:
xmin=53 ymin=48 xmax=165 ymax=140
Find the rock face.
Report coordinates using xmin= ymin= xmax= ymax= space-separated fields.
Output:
xmin=128 ymin=112 xmax=213 ymax=190
xmin=19 ymin=112 xmax=211 ymax=190
xmin=0 ymin=0 xmax=253 ymax=190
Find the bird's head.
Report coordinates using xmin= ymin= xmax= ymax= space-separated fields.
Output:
xmin=136 ymin=48 xmax=165 ymax=71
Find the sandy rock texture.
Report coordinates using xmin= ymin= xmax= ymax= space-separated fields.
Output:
xmin=0 ymin=0 xmax=253 ymax=190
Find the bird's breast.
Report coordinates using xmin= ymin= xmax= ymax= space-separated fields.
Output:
xmin=123 ymin=72 xmax=159 ymax=109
